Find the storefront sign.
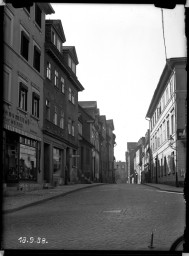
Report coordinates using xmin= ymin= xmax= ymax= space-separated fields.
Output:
xmin=4 ymin=109 xmax=29 ymax=129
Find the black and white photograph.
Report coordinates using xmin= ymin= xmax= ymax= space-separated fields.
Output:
xmin=1 ymin=0 xmax=188 ymax=253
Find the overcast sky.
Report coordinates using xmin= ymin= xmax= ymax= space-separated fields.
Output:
xmin=47 ymin=4 xmax=186 ymax=162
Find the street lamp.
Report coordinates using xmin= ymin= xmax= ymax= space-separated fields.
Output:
xmin=169 ymin=135 xmax=178 ymax=187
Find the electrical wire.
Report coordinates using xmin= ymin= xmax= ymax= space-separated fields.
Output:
xmin=161 ymin=8 xmax=168 ymax=61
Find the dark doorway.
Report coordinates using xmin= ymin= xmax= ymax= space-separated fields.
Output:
xmin=44 ymin=143 xmax=50 ymax=183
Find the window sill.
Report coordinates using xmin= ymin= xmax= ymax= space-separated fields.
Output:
xmin=17 ymin=107 xmax=28 ymax=115
xmin=30 ymin=114 xmax=39 ymax=121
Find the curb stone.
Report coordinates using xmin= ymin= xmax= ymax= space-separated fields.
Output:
xmin=3 ymin=183 xmax=106 ymax=214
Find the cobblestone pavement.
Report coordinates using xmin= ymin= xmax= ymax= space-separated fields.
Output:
xmin=2 ymin=184 xmax=185 ymax=251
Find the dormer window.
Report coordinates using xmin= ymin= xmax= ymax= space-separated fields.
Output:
xmin=57 ymin=38 xmax=61 ymax=52
xmin=68 ymin=55 xmax=76 ymax=74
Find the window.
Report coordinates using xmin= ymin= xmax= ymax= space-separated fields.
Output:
xmin=166 ymin=87 xmax=169 ymax=104
xmin=167 ymin=119 xmax=170 ymax=140
xmin=68 ymin=55 xmax=76 ymax=74
xmin=78 ymin=121 xmax=82 ymax=135
xmin=60 ymin=77 xmax=65 ymax=93
xmin=53 ymin=106 xmax=58 ymax=125
xmin=60 ymin=111 xmax=64 ymax=129
xmin=19 ymin=82 xmax=28 ymax=111
xmin=160 ymin=125 xmax=162 ymax=145
xmin=32 ymin=92 xmax=39 ymax=118
xmin=54 ymin=70 xmax=58 ymax=87
xmin=46 ymin=62 xmax=51 ymax=79
xmin=3 ymin=65 xmax=12 ymax=102
xmin=171 ymin=114 xmax=175 ymax=134
xmin=35 ymin=4 xmax=42 ymax=28
xmin=20 ymin=30 xmax=29 ymax=61
xmin=68 ymin=118 xmax=71 ymax=134
xmin=33 ymin=45 xmax=41 ymax=72
xmin=163 ymin=121 xmax=165 ymax=142
xmin=68 ymin=56 xmax=72 ymax=68
xmin=72 ymin=121 xmax=75 ymax=136
xmin=72 ymin=92 xmax=75 ymax=104
xmin=45 ymin=99 xmax=50 ymax=120
xmin=69 ymin=88 xmax=72 ymax=101
xmin=52 ymin=31 xmax=56 ymax=45
xmin=57 ymin=38 xmax=61 ymax=52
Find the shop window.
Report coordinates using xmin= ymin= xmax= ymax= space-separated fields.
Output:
xmin=19 ymin=143 xmax=37 ymax=181
xmin=33 ymin=45 xmax=41 ymax=72
xmin=35 ymin=4 xmax=42 ymax=28
xmin=20 ymin=30 xmax=29 ymax=61
xmin=32 ymin=92 xmax=39 ymax=118
xmin=46 ymin=62 xmax=51 ymax=80
xmin=19 ymin=82 xmax=28 ymax=111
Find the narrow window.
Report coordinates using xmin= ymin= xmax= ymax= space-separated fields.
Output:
xmin=167 ymin=119 xmax=170 ymax=140
xmin=32 ymin=92 xmax=39 ymax=118
xmin=52 ymin=31 xmax=56 ymax=45
xmin=68 ymin=56 xmax=72 ymax=68
xmin=68 ymin=118 xmax=71 ymax=134
xmin=60 ymin=111 xmax=64 ymax=129
xmin=57 ymin=38 xmax=61 ymax=52
xmin=60 ymin=77 xmax=65 ymax=93
xmin=21 ymin=31 xmax=29 ymax=60
xmin=33 ymin=45 xmax=41 ymax=72
xmin=72 ymin=121 xmax=75 ymax=136
xmin=53 ymin=106 xmax=58 ymax=125
xmin=164 ymin=156 xmax=167 ymax=176
xmin=46 ymin=62 xmax=51 ymax=79
xmin=171 ymin=114 xmax=175 ymax=134
xmin=54 ymin=70 xmax=59 ymax=87
xmin=35 ymin=4 xmax=42 ymax=28
xmin=19 ymin=83 xmax=28 ymax=111
xmin=45 ymin=99 xmax=50 ymax=120
xmin=72 ymin=91 xmax=75 ymax=104
xmin=69 ymin=88 xmax=72 ymax=101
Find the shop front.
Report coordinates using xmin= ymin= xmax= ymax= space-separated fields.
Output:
xmin=3 ymin=130 xmax=40 ymax=186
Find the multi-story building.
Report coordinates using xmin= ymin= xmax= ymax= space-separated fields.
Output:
xmin=135 ymin=137 xmax=145 ymax=184
xmin=43 ymin=20 xmax=84 ymax=186
xmin=126 ymin=142 xmax=137 ymax=184
xmin=99 ymin=115 xmax=108 ymax=183
xmin=3 ymin=3 xmax=54 ymax=189
xmin=78 ymin=101 xmax=100 ymax=182
xmin=114 ymin=161 xmax=127 ymax=184
xmin=146 ymin=57 xmax=187 ymax=187
xmin=78 ymin=104 xmax=94 ymax=183
xmin=106 ymin=120 xmax=116 ymax=183
xmin=142 ymin=129 xmax=151 ymax=183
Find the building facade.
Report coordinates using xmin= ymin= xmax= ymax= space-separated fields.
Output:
xmin=78 ymin=104 xmax=94 ymax=183
xmin=126 ymin=142 xmax=137 ymax=184
xmin=146 ymin=57 xmax=187 ymax=187
xmin=3 ymin=3 xmax=54 ymax=189
xmin=43 ymin=20 xmax=84 ymax=186
xmin=114 ymin=161 xmax=127 ymax=184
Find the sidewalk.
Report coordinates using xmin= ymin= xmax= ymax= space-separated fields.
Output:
xmin=143 ymin=183 xmax=184 ymax=194
xmin=3 ymin=183 xmax=105 ymax=214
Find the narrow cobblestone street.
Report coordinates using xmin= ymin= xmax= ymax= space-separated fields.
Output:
xmin=3 ymin=184 xmax=185 ymax=250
